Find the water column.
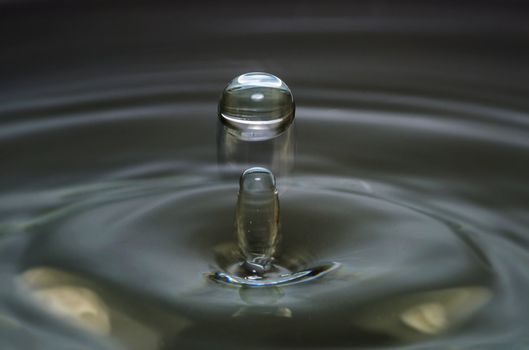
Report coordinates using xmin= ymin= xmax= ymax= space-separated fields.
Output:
xmin=236 ymin=167 xmax=280 ymax=275
xmin=214 ymin=72 xmax=338 ymax=286
xmin=218 ymin=72 xmax=294 ymax=275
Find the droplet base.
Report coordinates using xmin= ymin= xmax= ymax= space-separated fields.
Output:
xmin=210 ymin=261 xmax=340 ymax=287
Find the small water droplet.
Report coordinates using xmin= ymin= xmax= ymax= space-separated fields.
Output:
xmin=219 ymin=72 xmax=295 ymax=140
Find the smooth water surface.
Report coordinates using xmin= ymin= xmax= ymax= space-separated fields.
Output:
xmin=1 ymin=2 xmax=529 ymax=350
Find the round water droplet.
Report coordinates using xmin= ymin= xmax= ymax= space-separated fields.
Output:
xmin=219 ymin=72 xmax=295 ymax=140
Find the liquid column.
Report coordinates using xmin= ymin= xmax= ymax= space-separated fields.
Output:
xmin=212 ymin=72 xmax=340 ymax=287
xmin=236 ymin=167 xmax=279 ymax=275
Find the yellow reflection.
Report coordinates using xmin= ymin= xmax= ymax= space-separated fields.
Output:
xmin=353 ymin=286 xmax=492 ymax=341
xmin=33 ymin=286 xmax=111 ymax=334
xmin=19 ymin=266 xmax=192 ymax=350
xmin=401 ymin=302 xmax=447 ymax=334
xmin=19 ymin=267 xmax=111 ymax=335
xmin=400 ymin=287 xmax=492 ymax=335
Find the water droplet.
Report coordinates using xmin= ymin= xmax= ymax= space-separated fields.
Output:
xmin=219 ymin=72 xmax=295 ymax=140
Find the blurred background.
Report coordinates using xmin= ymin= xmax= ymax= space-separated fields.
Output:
xmin=2 ymin=0 xmax=529 ymax=86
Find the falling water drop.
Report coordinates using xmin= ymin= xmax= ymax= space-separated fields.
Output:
xmin=218 ymin=72 xmax=295 ymax=140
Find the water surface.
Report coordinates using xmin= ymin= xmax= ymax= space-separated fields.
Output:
xmin=1 ymin=2 xmax=529 ymax=349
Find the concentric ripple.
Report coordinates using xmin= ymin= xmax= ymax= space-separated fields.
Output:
xmin=1 ymin=51 xmax=529 ymax=350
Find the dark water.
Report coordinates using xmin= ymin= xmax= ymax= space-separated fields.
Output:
xmin=1 ymin=2 xmax=529 ymax=349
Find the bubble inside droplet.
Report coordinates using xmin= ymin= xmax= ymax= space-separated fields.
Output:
xmin=219 ymin=72 xmax=295 ymax=140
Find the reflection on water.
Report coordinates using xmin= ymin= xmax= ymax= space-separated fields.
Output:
xmin=400 ymin=288 xmax=492 ymax=335
xmin=17 ymin=267 xmax=192 ymax=350
xmin=20 ymin=268 xmax=111 ymax=335
xmin=354 ymin=287 xmax=492 ymax=341
xmin=233 ymin=287 xmax=293 ymax=318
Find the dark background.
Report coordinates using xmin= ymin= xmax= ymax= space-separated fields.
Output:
xmin=2 ymin=1 xmax=529 ymax=85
